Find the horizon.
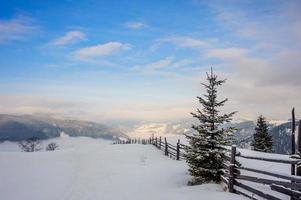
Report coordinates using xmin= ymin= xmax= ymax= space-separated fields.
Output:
xmin=1 ymin=0 xmax=301 ymax=122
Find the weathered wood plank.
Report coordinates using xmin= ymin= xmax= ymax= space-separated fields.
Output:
xmin=221 ymin=175 xmax=228 ymax=185
xmin=271 ymin=184 xmax=301 ymax=198
xmin=235 ymin=174 xmax=301 ymax=190
xmin=176 ymin=139 xmax=180 ymax=161
xmin=228 ymin=145 xmax=236 ymax=193
xmin=234 ymin=180 xmax=282 ymax=200
xmin=164 ymin=137 xmax=168 ymax=156
xmin=222 ymin=154 xmax=231 ymax=162
xmin=167 ymin=143 xmax=177 ymax=148
xmin=238 ymin=166 xmax=301 ymax=182
xmin=297 ymin=120 xmax=301 ymax=176
xmin=167 ymin=144 xmax=177 ymax=151
xmin=233 ymin=189 xmax=258 ymax=200
xmin=237 ymin=154 xmax=300 ymax=165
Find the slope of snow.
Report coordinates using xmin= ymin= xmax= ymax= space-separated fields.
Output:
xmin=268 ymin=119 xmax=288 ymax=126
xmin=166 ymin=138 xmax=293 ymax=199
xmin=0 ymin=137 xmax=244 ymax=200
xmin=233 ymin=148 xmax=292 ymax=200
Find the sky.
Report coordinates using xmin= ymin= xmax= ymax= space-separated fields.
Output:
xmin=0 ymin=0 xmax=300 ymax=123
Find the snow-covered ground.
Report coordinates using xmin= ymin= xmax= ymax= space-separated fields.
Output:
xmin=0 ymin=137 xmax=245 ymax=200
xmin=164 ymin=137 xmax=293 ymax=200
xmin=235 ymin=148 xmax=291 ymax=200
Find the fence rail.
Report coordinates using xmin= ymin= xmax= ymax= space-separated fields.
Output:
xmin=223 ymin=145 xmax=301 ymax=200
xmin=114 ymin=136 xmax=186 ymax=160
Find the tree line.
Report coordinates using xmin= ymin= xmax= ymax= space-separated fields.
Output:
xmin=18 ymin=137 xmax=59 ymax=152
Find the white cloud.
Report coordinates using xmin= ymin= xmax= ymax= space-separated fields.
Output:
xmin=206 ymin=48 xmax=248 ymax=59
xmin=73 ymin=42 xmax=132 ymax=61
xmin=0 ymin=15 xmax=37 ymax=43
xmin=132 ymin=57 xmax=200 ymax=79
xmin=125 ymin=21 xmax=147 ymax=29
xmin=51 ymin=31 xmax=86 ymax=45
xmin=156 ymin=36 xmax=208 ymax=49
xmin=201 ymin=46 xmax=301 ymax=120
xmin=144 ymin=57 xmax=174 ymax=70
xmin=0 ymin=94 xmax=85 ymax=117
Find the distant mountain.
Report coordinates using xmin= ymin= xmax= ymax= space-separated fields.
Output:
xmin=227 ymin=120 xmax=256 ymax=149
xmin=231 ymin=120 xmax=296 ymax=154
xmin=270 ymin=122 xmax=293 ymax=154
xmin=126 ymin=118 xmax=296 ymax=154
xmin=0 ymin=114 xmax=127 ymax=141
xmin=126 ymin=119 xmax=193 ymax=138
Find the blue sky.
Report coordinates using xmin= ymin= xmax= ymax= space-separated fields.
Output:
xmin=0 ymin=0 xmax=301 ymax=122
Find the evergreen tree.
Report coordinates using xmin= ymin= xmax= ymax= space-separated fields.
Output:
xmin=185 ymin=69 xmax=235 ymax=185
xmin=251 ymin=115 xmax=273 ymax=152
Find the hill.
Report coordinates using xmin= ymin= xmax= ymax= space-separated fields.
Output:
xmin=0 ymin=114 xmax=127 ymax=141
xmin=0 ymin=137 xmax=244 ymax=200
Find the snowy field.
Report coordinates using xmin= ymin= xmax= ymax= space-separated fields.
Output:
xmin=155 ymin=136 xmax=293 ymax=199
xmin=0 ymin=137 xmax=245 ymax=200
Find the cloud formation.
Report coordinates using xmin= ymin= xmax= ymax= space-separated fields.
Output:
xmin=0 ymin=15 xmax=37 ymax=43
xmin=132 ymin=57 xmax=199 ymax=75
xmin=156 ymin=36 xmax=208 ymax=49
xmin=0 ymin=94 xmax=85 ymax=118
xmin=50 ymin=31 xmax=86 ymax=45
xmin=73 ymin=42 xmax=131 ymax=61
xmin=192 ymin=1 xmax=301 ymax=120
xmin=124 ymin=21 xmax=147 ymax=29
xmin=206 ymin=48 xmax=248 ymax=59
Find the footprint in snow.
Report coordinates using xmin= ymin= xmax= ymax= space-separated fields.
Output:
xmin=140 ymin=155 xmax=147 ymax=165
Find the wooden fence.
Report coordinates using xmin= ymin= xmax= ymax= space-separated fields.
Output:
xmin=114 ymin=136 xmax=186 ymax=160
xmin=222 ymin=145 xmax=301 ymax=200
xmin=151 ymin=136 xmax=186 ymax=160
xmin=114 ymin=136 xmax=301 ymax=200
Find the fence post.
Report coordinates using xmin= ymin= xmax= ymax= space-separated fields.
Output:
xmin=290 ymin=108 xmax=296 ymax=200
xmin=297 ymin=120 xmax=301 ymax=176
xmin=176 ymin=139 xmax=180 ymax=160
xmin=228 ymin=145 xmax=236 ymax=193
xmin=164 ymin=137 xmax=168 ymax=156
xmin=155 ymin=137 xmax=158 ymax=147
xmin=159 ymin=137 xmax=161 ymax=149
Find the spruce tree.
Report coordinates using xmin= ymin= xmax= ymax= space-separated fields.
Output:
xmin=251 ymin=115 xmax=273 ymax=153
xmin=185 ymin=69 xmax=235 ymax=185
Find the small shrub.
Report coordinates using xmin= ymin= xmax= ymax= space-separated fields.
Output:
xmin=46 ymin=142 xmax=59 ymax=151
xmin=18 ymin=137 xmax=42 ymax=152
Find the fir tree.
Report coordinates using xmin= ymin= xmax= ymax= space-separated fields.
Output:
xmin=251 ymin=115 xmax=273 ymax=153
xmin=185 ymin=68 xmax=235 ymax=185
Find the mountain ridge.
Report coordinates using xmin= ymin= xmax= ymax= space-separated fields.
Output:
xmin=0 ymin=114 xmax=127 ymax=141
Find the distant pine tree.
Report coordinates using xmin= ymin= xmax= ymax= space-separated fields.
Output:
xmin=251 ymin=115 xmax=273 ymax=152
xmin=185 ymin=68 xmax=235 ymax=185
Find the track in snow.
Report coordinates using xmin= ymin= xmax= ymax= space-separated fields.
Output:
xmin=0 ymin=137 xmax=245 ymax=200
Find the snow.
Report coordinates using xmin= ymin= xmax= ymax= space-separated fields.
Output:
xmin=165 ymin=138 xmax=294 ymax=200
xmin=0 ymin=137 xmax=245 ymax=200
xmin=234 ymin=148 xmax=293 ymax=200
xmin=127 ymin=123 xmax=169 ymax=138
xmin=268 ymin=119 xmax=288 ymax=126
xmin=125 ymin=121 xmax=192 ymax=139
xmin=60 ymin=131 xmax=69 ymax=138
